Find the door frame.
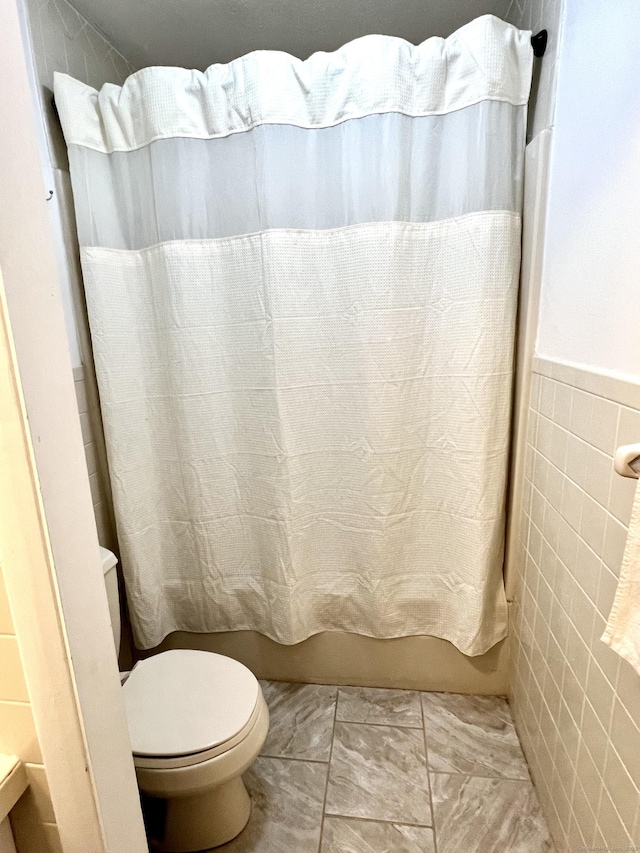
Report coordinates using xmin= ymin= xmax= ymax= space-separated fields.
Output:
xmin=0 ymin=1 xmax=147 ymax=850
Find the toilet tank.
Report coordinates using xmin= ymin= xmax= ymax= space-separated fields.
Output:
xmin=100 ymin=547 xmax=121 ymax=656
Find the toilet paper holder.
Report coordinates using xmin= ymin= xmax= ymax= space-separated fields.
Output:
xmin=614 ymin=444 xmax=640 ymax=479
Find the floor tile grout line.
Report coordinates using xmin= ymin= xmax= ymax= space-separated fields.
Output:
xmin=421 ymin=694 xmax=439 ymax=853
xmin=331 ymin=718 xmax=425 ymax=733
xmin=335 ymin=716 xmax=423 ymax=729
xmin=317 ymin=691 xmax=338 ymax=853
xmin=259 ymin=752 xmax=330 ymax=765
xmin=428 ymin=769 xmax=533 ymax=783
xmin=322 ymin=811 xmax=433 ymax=830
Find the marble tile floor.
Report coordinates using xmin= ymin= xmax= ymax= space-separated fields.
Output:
xmin=217 ymin=682 xmax=554 ymax=853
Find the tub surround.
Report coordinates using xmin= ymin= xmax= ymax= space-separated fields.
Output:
xmin=146 ymin=629 xmax=510 ymax=695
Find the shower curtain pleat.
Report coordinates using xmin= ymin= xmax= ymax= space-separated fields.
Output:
xmin=54 ymin=14 xmax=532 ymax=654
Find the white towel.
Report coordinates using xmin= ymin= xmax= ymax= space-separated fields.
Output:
xmin=602 ymin=479 xmax=640 ymax=675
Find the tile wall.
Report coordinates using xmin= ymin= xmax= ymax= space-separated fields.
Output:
xmin=0 ymin=572 xmax=60 ymax=853
xmin=510 ymin=357 xmax=640 ymax=852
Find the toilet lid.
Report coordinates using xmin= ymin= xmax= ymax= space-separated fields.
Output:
xmin=123 ymin=650 xmax=260 ymax=758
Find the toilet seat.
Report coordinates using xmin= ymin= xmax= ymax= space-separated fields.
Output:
xmin=132 ymin=699 xmax=262 ymax=769
xmin=123 ymin=649 xmax=260 ymax=770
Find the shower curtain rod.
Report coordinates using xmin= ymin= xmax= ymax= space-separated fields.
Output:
xmin=531 ymin=30 xmax=548 ymax=58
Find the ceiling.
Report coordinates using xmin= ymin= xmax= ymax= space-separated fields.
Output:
xmin=69 ymin=0 xmax=512 ymax=71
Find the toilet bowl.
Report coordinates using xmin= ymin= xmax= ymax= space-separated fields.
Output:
xmin=124 ymin=649 xmax=269 ymax=851
xmin=101 ymin=549 xmax=269 ymax=851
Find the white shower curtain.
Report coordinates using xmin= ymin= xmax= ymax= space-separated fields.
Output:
xmin=55 ymin=15 xmax=532 ymax=654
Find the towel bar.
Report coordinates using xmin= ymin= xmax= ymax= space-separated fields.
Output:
xmin=614 ymin=443 xmax=640 ymax=479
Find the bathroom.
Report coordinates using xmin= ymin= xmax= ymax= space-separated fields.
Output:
xmin=0 ymin=0 xmax=639 ymax=850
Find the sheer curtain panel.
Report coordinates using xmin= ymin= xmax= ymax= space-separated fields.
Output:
xmin=55 ymin=15 xmax=532 ymax=654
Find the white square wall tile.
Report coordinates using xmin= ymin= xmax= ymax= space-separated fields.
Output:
xmin=528 ymin=522 xmax=543 ymax=565
xmin=569 ymin=583 xmax=596 ymax=646
xmin=595 ymin=566 xmax=618 ymax=624
xmin=580 ymin=700 xmax=609 ymax=773
xmin=556 ymin=517 xmax=579 ymax=574
xmin=543 ymin=504 xmax=561 ymax=552
xmin=573 ymin=539 xmax=601 ymax=604
xmin=547 ymin=422 xmax=568 ymax=470
xmin=589 ymin=396 xmax=619 ymax=456
xmin=586 ymin=661 xmax=617 ymax=733
xmin=514 ymin=365 xmax=640 ymax=846
xmin=560 ymin=477 xmax=583 ymax=532
xmin=553 ymin=382 xmax=572 ymax=430
xmin=617 ymin=406 xmax=640 ymax=447
xmin=603 ymin=745 xmax=638 ymax=836
xmin=609 ymin=699 xmax=640 ymax=791
xmin=589 ymin=612 xmax=621 ymax=689
xmin=530 ymin=486 xmax=546 ymax=531
xmin=533 ymin=450 xmax=550 ymax=493
xmin=570 ymin=389 xmax=594 ymax=444
xmin=565 ymin=433 xmax=588 ymax=489
xmin=537 ymin=416 xmax=554 ymax=461
xmin=539 ymin=377 xmax=556 ymax=419
xmin=608 ymin=474 xmax=636 ymax=527
xmin=583 ymin=445 xmax=613 ymax=509
xmin=580 ymin=495 xmax=607 ymax=558
xmin=614 ymin=663 xmax=640 ymax=736
xmin=597 ymin=791 xmax=630 ymax=850
xmin=564 ymin=625 xmax=589 ymax=687
xmin=546 ymin=463 xmax=564 ymax=511
xmin=602 ymin=514 xmax=628 ymax=578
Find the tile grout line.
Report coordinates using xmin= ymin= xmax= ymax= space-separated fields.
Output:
xmin=319 ymin=812 xmax=437 ymax=831
xmin=316 ymin=687 xmax=339 ymax=853
xmin=428 ymin=769 xmax=535 ymax=783
xmin=259 ymin=753 xmax=330 ymax=765
xmin=332 ymin=717 xmax=424 ymax=731
xmin=420 ymin=694 xmax=439 ymax=853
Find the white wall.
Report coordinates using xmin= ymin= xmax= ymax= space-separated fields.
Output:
xmin=537 ymin=0 xmax=640 ymax=379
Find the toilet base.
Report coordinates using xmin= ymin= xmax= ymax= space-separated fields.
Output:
xmin=149 ymin=775 xmax=251 ymax=852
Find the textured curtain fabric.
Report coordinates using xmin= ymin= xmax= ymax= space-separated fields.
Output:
xmin=55 ymin=15 xmax=532 ymax=654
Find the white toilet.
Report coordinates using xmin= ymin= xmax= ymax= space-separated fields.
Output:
xmin=101 ymin=548 xmax=269 ymax=852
